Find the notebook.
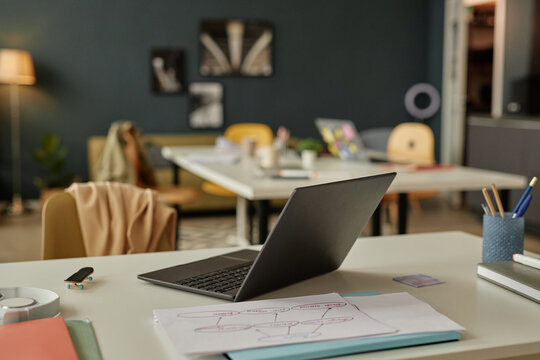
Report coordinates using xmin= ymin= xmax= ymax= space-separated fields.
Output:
xmin=138 ymin=173 xmax=396 ymax=302
xmin=0 ymin=317 xmax=79 ymax=360
xmin=65 ymin=319 xmax=103 ymax=360
xmin=477 ymin=261 xmax=540 ymax=303
xmin=315 ymin=118 xmax=369 ymax=161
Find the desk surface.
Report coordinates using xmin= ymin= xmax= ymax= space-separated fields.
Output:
xmin=1 ymin=231 xmax=539 ymax=359
xmin=162 ymin=146 xmax=527 ymax=200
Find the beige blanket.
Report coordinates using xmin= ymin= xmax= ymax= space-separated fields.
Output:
xmin=94 ymin=121 xmax=156 ymax=187
xmin=66 ymin=182 xmax=176 ymax=256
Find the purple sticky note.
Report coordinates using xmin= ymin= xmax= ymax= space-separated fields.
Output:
xmin=393 ymin=274 xmax=445 ymax=288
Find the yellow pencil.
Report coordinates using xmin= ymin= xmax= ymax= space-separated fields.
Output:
xmin=482 ymin=187 xmax=497 ymax=217
xmin=490 ymin=184 xmax=505 ymax=218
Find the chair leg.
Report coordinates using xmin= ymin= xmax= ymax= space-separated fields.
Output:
xmin=388 ymin=201 xmax=399 ymax=228
xmin=409 ymin=198 xmax=422 ymax=213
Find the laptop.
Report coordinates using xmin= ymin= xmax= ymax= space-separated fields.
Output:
xmin=315 ymin=118 xmax=369 ymax=162
xmin=138 ymin=173 xmax=395 ymax=302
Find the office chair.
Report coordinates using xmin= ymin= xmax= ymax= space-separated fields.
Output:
xmin=41 ymin=191 xmax=174 ymax=260
xmin=382 ymin=122 xmax=437 ymax=227
xmin=358 ymin=127 xmax=393 ymax=153
xmin=386 ymin=122 xmax=435 ymax=166
xmin=119 ymin=124 xmax=202 ymax=209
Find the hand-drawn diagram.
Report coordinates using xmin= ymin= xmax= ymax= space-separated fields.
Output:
xmin=178 ymin=301 xmax=354 ymax=343
xmin=154 ymin=293 xmax=396 ymax=356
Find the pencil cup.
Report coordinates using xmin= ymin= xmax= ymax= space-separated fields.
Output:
xmin=482 ymin=213 xmax=524 ymax=262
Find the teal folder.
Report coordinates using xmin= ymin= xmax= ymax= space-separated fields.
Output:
xmin=227 ymin=292 xmax=461 ymax=360
xmin=65 ymin=319 xmax=102 ymax=360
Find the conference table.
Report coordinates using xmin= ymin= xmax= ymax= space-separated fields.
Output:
xmin=2 ymin=231 xmax=539 ymax=359
xmin=162 ymin=146 xmax=527 ymax=244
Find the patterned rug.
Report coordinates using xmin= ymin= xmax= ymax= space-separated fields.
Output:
xmin=177 ymin=214 xmax=279 ymax=250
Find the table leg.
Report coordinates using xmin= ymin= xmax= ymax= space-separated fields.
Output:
xmin=235 ymin=197 xmax=250 ymax=246
xmin=398 ymin=193 xmax=408 ymax=234
xmin=371 ymin=204 xmax=381 ymax=236
xmin=170 ymin=161 xmax=180 ymax=185
xmin=257 ymin=200 xmax=270 ymax=244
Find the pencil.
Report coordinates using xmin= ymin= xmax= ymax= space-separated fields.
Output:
xmin=490 ymin=184 xmax=505 ymax=218
xmin=482 ymin=187 xmax=497 ymax=217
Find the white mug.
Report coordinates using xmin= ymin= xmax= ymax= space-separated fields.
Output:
xmin=241 ymin=137 xmax=257 ymax=158
xmin=301 ymin=150 xmax=317 ymax=170
xmin=258 ymin=146 xmax=280 ymax=169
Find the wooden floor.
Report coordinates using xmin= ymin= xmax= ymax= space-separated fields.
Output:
xmin=1 ymin=196 xmax=539 ymax=263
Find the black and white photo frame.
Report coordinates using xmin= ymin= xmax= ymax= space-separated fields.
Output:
xmin=199 ymin=19 xmax=273 ymax=77
xmin=151 ymin=48 xmax=185 ymax=94
xmin=188 ymin=82 xmax=224 ymax=129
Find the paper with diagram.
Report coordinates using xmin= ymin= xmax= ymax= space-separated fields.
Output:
xmin=345 ymin=292 xmax=465 ymax=335
xmin=153 ymin=293 xmax=396 ymax=355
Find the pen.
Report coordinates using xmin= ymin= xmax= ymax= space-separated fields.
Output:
xmin=514 ymin=194 xmax=532 ymax=218
xmin=481 ymin=187 xmax=497 ymax=217
xmin=512 ymin=176 xmax=537 ymax=217
xmin=490 ymin=184 xmax=505 ymax=218
xmin=481 ymin=203 xmax=490 ymax=215
xmin=512 ymin=253 xmax=540 ymax=271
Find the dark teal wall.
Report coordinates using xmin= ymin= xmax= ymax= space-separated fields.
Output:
xmin=0 ymin=0 xmax=444 ymax=199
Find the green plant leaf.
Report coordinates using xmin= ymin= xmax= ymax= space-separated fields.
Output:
xmin=296 ymin=138 xmax=323 ymax=153
xmin=33 ymin=133 xmax=76 ymax=189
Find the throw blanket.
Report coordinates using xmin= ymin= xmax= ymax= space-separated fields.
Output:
xmin=66 ymin=182 xmax=176 ymax=256
xmin=94 ymin=121 xmax=156 ymax=187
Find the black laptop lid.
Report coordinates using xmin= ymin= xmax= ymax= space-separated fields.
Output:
xmin=234 ymin=173 xmax=395 ymax=301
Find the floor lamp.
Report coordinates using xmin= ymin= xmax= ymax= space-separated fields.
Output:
xmin=0 ymin=49 xmax=36 ymax=215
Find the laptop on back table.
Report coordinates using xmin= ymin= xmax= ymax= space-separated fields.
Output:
xmin=137 ymin=173 xmax=395 ymax=302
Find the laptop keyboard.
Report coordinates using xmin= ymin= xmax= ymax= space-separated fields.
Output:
xmin=175 ymin=263 xmax=252 ymax=293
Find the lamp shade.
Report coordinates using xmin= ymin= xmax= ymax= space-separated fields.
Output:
xmin=0 ymin=49 xmax=36 ymax=85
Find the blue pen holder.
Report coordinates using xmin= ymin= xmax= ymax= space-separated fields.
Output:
xmin=482 ymin=213 xmax=524 ymax=262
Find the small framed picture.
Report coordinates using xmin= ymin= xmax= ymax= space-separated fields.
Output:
xmin=188 ymin=82 xmax=224 ymax=129
xmin=199 ymin=19 xmax=273 ymax=77
xmin=151 ymin=48 xmax=185 ymax=94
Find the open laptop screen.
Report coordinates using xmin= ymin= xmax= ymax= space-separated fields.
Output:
xmin=315 ymin=118 xmax=369 ymax=162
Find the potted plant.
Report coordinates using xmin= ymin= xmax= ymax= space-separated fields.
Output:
xmin=295 ymin=138 xmax=323 ymax=169
xmin=33 ymin=133 xmax=77 ymax=204
xmin=295 ymin=137 xmax=323 ymax=154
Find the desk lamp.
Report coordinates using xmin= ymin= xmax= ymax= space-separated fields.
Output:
xmin=0 ymin=49 xmax=36 ymax=215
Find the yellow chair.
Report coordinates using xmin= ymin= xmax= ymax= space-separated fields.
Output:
xmin=386 ymin=122 xmax=435 ymax=166
xmin=41 ymin=192 xmax=172 ymax=260
xmin=201 ymin=123 xmax=274 ymax=197
xmin=383 ymin=122 xmax=437 ymax=226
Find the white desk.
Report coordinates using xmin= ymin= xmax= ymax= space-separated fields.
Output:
xmin=1 ymin=232 xmax=539 ymax=359
xmin=162 ymin=146 xmax=528 ymax=243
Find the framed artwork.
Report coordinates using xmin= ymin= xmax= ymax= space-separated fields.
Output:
xmin=188 ymin=82 xmax=224 ymax=129
xmin=199 ymin=19 xmax=273 ymax=77
xmin=151 ymin=48 xmax=185 ymax=94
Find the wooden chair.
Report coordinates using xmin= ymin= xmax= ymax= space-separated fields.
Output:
xmin=121 ymin=127 xmax=202 ymax=208
xmin=41 ymin=192 xmax=172 ymax=260
xmin=383 ymin=122 xmax=437 ymax=226
xmin=386 ymin=122 xmax=435 ymax=166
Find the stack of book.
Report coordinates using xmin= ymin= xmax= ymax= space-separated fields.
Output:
xmin=477 ymin=253 xmax=540 ymax=303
